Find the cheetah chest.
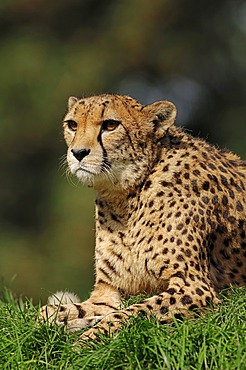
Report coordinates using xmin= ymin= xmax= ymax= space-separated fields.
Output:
xmin=96 ymin=218 xmax=173 ymax=296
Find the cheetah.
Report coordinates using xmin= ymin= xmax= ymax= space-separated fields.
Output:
xmin=41 ymin=94 xmax=246 ymax=340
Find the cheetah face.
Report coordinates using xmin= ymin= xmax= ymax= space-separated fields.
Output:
xmin=63 ymin=94 xmax=176 ymax=190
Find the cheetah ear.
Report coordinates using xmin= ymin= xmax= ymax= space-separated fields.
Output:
xmin=145 ymin=101 xmax=177 ymax=138
xmin=68 ymin=96 xmax=79 ymax=111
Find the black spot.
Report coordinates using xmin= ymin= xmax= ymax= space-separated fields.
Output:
xmin=205 ymin=297 xmax=212 ymax=305
xmin=221 ymin=175 xmax=228 ymax=187
xmin=212 ymin=196 xmax=219 ymax=205
xmin=228 ymin=216 xmax=236 ymax=224
xmin=144 ymin=180 xmax=152 ymax=190
xmin=192 ymin=182 xmax=199 ymax=194
xmin=172 ymin=271 xmax=185 ymax=280
xmin=74 ymin=304 xmax=86 ymax=318
xmin=138 ymin=310 xmax=147 ymax=317
xmin=174 ymin=313 xmax=184 ymax=321
xmin=160 ymin=320 xmax=168 ymax=324
xmin=167 ymin=225 xmax=172 ymax=232
xmin=145 ymin=246 xmax=153 ymax=253
xmin=114 ymin=313 xmax=123 ymax=320
xmin=229 ymin=189 xmax=235 ymax=199
xmin=208 ymin=163 xmax=216 ymax=170
xmin=202 ymin=181 xmax=210 ymax=191
xmin=111 ymin=213 xmax=121 ymax=222
xmin=189 ymin=273 xmax=195 ymax=281
xmin=148 ymin=236 xmax=153 ymax=243
xmin=138 ymin=237 xmax=145 ymax=244
xmin=217 ymin=225 xmax=227 ymax=234
xmin=170 ymin=297 xmax=176 ymax=305
xmin=195 ymin=264 xmax=200 ymax=271
xmin=222 ymin=195 xmax=228 ymax=206
xmin=196 ymin=288 xmax=204 ymax=296
xmin=161 ymin=181 xmax=171 ymax=187
xmin=188 ymin=234 xmax=194 ymax=241
xmin=189 ymin=304 xmax=199 ymax=311
xmin=127 ymin=192 xmax=137 ymax=200
xmin=104 ymin=259 xmax=117 ymax=274
xmin=193 ymin=215 xmax=199 ymax=223
xmin=185 ymin=249 xmax=191 ymax=257
xmin=236 ymin=201 xmax=244 ymax=212
xmin=177 ymin=255 xmax=184 ymax=262
xmin=160 ymin=306 xmax=168 ymax=315
xmin=159 ymin=265 xmax=167 ymax=277
xmin=219 ymin=166 xmax=227 ymax=173
xmin=202 ymin=196 xmax=209 ymax=204
xmin=181 ymin=295 xmax=193 ymax=305
xmin=112 ymin=251 xmax=123 ymax=260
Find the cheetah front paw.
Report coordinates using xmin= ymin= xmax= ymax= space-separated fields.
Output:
xmin=39 ymin=301 xmax=101 ymax=328
xmin=64 ymin=315 xmax=104 ymax=332
xmin=39 ymin=303 xmax=105 ymax=332
xmin=76 ymin=310 xmax=131 ymax=343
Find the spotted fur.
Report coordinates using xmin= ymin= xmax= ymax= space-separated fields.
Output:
xmin=40 ymin=94 xmax=246 ymax=340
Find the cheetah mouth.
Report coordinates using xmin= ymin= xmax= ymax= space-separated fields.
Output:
xmin=72 ymin=166 xmax=97 ymax=186
xmin=75 ymin=167 xmax=96 ymax=176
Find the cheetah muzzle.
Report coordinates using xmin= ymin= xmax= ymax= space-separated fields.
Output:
xmin=40 ymin=93 xmax=246 ymax=341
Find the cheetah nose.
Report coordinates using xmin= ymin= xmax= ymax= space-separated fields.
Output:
xmin=71 ymin=148 xmax=91 ymax=161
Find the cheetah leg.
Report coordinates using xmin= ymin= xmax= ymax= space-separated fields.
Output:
xmin=39 ymin=283 xmax=121 ymax=332
xmin=79 ymin=276 xmax=219 ymax=341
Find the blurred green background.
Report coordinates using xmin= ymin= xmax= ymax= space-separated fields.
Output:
xmin=0 ymin=0 xmax=245 ymax=303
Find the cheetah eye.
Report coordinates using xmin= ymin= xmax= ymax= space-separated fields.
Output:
xmin=65 ymin=120 xmax=77 ymax=132
xmin=101 ymin=119 xmax=121 ymax=132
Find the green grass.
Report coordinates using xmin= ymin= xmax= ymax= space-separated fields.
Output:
xmin=0 ymin=287 xmax=246 ymax=370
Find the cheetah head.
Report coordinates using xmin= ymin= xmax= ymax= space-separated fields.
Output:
xmin=63 ymin=94 xmax=176 ymax=191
